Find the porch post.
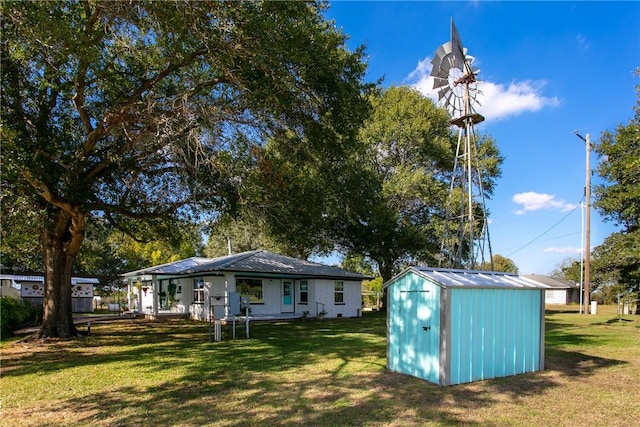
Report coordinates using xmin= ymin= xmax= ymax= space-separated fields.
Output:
xmin=127 ymin=281 xmax=132 ymax=313
xmin=152 ymin=275 xmax=158 ymax=317
xmin=224 ymin=273 xmax=236 ymax=318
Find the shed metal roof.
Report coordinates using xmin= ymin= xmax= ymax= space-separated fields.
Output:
xmin=123 ymin=250 xmax=372 ymax=280
xmin=0 ymin=275 xmax=100 ymax=285
xmin=385 ymin=266 xmax=551 ymax=289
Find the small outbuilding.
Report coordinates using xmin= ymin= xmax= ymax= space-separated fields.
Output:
xmin=0 ymin=274 xmax=97 ymax=312
xmin=526 ymin=274 xmax=580 ymax=305
xmin=384 ymin=267 xmax=550 ymax=386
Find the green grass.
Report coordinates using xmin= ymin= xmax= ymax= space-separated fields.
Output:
xmin=1 ymin=306 xmax=639 ymax=426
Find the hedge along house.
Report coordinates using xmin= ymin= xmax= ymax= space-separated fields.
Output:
xmin=122 ymin=250 xmax=371 ymax=320
xmin=384 ymin=267 xmax=551 ymax=386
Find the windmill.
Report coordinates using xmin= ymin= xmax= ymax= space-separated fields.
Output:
xmin=430 ymin=18 xmax=493 ymax=270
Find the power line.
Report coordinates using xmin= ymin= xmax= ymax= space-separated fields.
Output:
xmin=505 ymin=202 xmax=582 ymax=257
xmin=496 ymin=231 xmax=582 ymax=253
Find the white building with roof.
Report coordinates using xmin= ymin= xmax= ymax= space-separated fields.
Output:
xmin=0 ymin=274 xmax=97 ymax=312
xmin=525 ymin=274 xmax=580 ymax=305
xmin=122 ymin=250 xmax=372 ymax=321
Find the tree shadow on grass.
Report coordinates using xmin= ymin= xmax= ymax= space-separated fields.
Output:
xmin=21 ymin=350 xmax=625 ymax=426
xmin=0 ymin=313 xmax=630 ymax=426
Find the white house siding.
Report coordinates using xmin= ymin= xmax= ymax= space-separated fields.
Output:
xmin=312 ymin=279 xmax=362 ymax=318
xmin=137 ymin=280 xmax=153 ymax=313
xmin=545 ymin=289 xmax=568 ymax=305
xmin=224 ymin=272 xmax=236 ymax=293
xmin=343 ymin=280 xmax=363 ymax=317
xmin=297 ymin=279 xmax=314 ymax=314
xmin=268 ymin=278 xmax=283 ymax=315
xmin=208 ymin=276 xmax=227 ymax=299
xmin=168 ymin=278 xmax=188 ymax=314
xmin=133 ymin=275 xmax=365 ymax=319
xmin=189 ymin=304 xmax=206 ymax=319
xmin=233 ymin=277 xmax=280 ymax=316
xmin=186 ymin=275 xmax=236 ymax=320
xmin=122 ymin=251 xmax=370 ymax=320
xmin=207 ymin=276 xmax=227 ymax=319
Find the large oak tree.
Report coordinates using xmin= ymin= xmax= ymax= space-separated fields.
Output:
xmin=1 ymin=1 xmax=371 ymax=337
xmin=592 ymin=72 xmax=640 ymax=312
xmin=246 ymin=86 xmax=503 ymax=289
xmin=336 ymin=86 xmax=503 ymax=283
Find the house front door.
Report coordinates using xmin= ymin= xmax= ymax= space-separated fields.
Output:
xmin=281 ymin=280 xmax=294 ymax=313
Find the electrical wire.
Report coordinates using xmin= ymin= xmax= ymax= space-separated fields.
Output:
xmin=505 ymin=201 xmax=582 ymax=257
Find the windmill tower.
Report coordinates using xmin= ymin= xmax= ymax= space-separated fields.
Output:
xmin=430 ymin=19 xmax=493 ymax=270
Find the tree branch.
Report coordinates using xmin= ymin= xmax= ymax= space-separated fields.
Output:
xmin=20 ymin=170 xmax=80 ymax=217
xmin=76 ymin=1 xmax=105 ymax=156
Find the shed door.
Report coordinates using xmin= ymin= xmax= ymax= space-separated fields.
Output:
xmin=397 ymin=290 xmax=439 ymax=383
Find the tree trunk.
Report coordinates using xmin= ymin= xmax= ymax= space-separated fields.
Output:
xmin=39 ymin=209 xmax=86 ymax=338
xmin=378 ymin=260 xmax=394 ymax=313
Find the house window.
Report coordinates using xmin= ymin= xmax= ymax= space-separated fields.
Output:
xmin=237 ymin=278 xmax=264 ymax=304
xmin=299 ymin=281 xmax=308 ymax=304
xmin=193 ymin=278 xmax=205 ymax=304
xmin=334 ymin=281 xmax=344 ymax=304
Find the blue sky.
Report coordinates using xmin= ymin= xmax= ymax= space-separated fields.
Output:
xmin=322 ymin=1 xmax=639 ymax=275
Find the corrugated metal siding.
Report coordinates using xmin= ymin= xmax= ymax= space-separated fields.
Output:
xmin=448 ymin=288 xmax=542 ymax=385
xmin=409 ymin=267 xmax=550 ymax=289
xmin=387 ymin=272 xmax=440 ymax=383
xmin=72 ymin=297 xmax=94 ymax=312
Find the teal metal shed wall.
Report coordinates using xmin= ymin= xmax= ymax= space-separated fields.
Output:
xmin=387 ymin=271 xmax=441 ymax=384
xmin=386 ymin=270 xmax=546 ymax=386
xmin=446 ymin=287 xmax=544 ymax=385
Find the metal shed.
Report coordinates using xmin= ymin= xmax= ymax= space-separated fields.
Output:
xmin=1 ymin=274 xmax=97 ymax=313
xmin=384 ymin=267 xmax=550 ymax=386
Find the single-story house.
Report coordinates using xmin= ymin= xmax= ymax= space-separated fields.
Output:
xmin=122 ymin=250 xmax=372 ymax=321
xmin=525 ymin=274 xmax=580 ymax=305
xmin=385 ymin=267 xmax=551 ymax=386
xmin=0 ymin=274 xmax=97 ymax=312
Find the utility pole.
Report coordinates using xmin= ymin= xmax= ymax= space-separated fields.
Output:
xmin=576 ymin=131 xmax=591 ymax=314
xmin=585 ymin=133 xmax=591 ymax=314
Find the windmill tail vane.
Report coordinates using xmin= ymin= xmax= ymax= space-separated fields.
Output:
xmin=450 ymin=18 xmax=468 ymax=74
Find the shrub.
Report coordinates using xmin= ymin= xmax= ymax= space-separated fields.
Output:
xmin=0 ymin=297 xmax=42 ymax=340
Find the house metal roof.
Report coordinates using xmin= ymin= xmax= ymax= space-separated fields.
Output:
xmin=385 ymin=266 xmax=552 ymax=289
xmin=524 ymin=275 xmax=576 ymax=289
xmin=122 ymin=250 xmax=372 ymax=280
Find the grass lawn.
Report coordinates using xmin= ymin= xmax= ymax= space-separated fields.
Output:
xmin=1 ymin=306 xmax=639 ymax=426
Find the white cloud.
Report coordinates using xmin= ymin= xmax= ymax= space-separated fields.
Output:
xmin=405 ymin=57 xmax=560 ymax=121
xmin=405 ymin=57 xmax=437 ymax=101
xmin=543 ymin=246 xmax=582 ymax=254
xmin=476 ymin=80 xmax=560 ymax=121
xmin=512 ymin=191 xmax=578 ymax=215
xmin=576 ymin=33 xmax=591 ymax=50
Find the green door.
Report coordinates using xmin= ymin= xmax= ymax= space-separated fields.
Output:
xmin=282 ymin=280 xmax=294 ymax=313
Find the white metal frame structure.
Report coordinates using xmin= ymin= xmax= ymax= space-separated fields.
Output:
xmin=430 ymin=19 xmax=493 ymax=270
